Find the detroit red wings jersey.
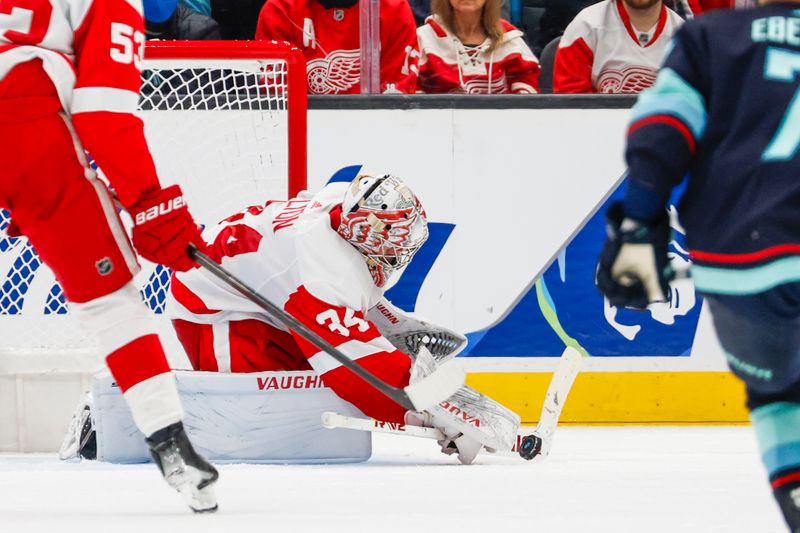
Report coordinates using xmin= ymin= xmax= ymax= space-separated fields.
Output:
xmin=167 ymin=183 xmax=413 ymax=423
xmin=0 ymin=0 xmax=161 ymax=207
xmin=417 ymin=16 xmax=540 ymax=94
xmin=256 ymin=0 xmax=418 ymax=94
xmin=688 ymin=0 xmax=732 ymax=13
xmin=554 ymin=0 xmax=682 ymax=94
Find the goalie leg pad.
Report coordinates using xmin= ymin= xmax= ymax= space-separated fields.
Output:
xmin=408 ymin=347 xmax=517 ymax=462
xmin=429 ymin=384 xmax=521 ymax=454
xmin=89 ymin=370 xmax=372 ymax=464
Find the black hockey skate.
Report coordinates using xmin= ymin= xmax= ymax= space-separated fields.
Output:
xmin=772 ymin=475 xmax=800 ymax=533
xmin=146 ymin=422 xmax=219 ymax=513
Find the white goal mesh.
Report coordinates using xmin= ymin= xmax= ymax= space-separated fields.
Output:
xmin=0 ymin=41 xmax=307 ymax=363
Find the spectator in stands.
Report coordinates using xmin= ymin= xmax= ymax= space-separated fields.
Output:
xmin=663 ymin=0 xmax=729 ymax=18
xmin=535 ymin=0 xmax=599 ymax=56
xmin=410 ymin=0 xmax=433 ymax=26
xmin=256 ymin=0 xmax=419 ymax=94
xmin=181 ymin=0 xmax=212 ymax=16
xmin=144 ymin=0 xmax=221 ymax=40
xmin=417 ymin=0 xmax=540 ymax=94
xmin=685 ymin=0 xmax=732 ymax=14
xmin=211 ymin=0 xmax=266 ymax=39
xmin=553 ymin=0 xmax=682 ymax=93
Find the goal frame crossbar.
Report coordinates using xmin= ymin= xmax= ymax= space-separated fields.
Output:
xmin=143 ymin=40 xmax=308 ymax=198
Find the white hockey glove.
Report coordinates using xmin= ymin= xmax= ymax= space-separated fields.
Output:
xmin=367 ymin=298 xmax=467 ymax=363
xmin=407 ymin=347 xmax=520 ymax=464
xmin=596 ymin=202 xmax=674 ymax=310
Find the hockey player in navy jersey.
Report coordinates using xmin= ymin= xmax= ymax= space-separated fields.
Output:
xmin=595 ymin=2 xmax=800 ymax=530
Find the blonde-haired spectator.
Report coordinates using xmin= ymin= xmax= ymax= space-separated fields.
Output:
xmin=416 ymin=0 xmax=540 ymax=94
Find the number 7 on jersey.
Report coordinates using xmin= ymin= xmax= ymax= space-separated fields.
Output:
xmin=762 ymin=47 xmax=800 ymax=161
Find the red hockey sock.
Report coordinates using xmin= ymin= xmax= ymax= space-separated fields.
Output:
xmin=105 ymin=334 xmax=171 ymax=392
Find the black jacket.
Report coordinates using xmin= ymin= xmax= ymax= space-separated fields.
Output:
xmin=146 ymin=4 xmax=221 ymax=40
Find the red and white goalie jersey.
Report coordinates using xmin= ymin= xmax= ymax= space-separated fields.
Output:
xmin=416 ymin=16 xmax=540 ymax=94
xmin=0 ymin=0 xmax=161 ymax=207
xmin=256 ymin=0 xmax=419 ymax=94
xmin=167 ymin=183 xmax=413 ymax=423
xmin=554 ymin=0 xmax=683 ymax=94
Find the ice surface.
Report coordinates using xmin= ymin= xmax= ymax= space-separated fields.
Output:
xmin=0 ymin=426 xmax=787 ymax=532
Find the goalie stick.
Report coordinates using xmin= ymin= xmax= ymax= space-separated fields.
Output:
xmin=322 ymin=346 xmax=583 ymax=461
xmin=321 ymin=411 xmax=529 ymax=458
xmin=188 ymin=245 xmax=465 ymax=412
xmin=517 ymin=346 xmax=582 ymax=460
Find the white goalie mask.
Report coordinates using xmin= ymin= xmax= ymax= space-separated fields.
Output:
xmin=337 ymin=174 xmax=429 ymax=287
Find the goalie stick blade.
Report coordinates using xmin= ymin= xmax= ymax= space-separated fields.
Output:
xmin=322 ymin=411 xmax=537 ymax=459
xmin=322 ymin=411 xmax=447 ymax=440
xmin=325 ymin=347 xmax=582 ymax=462
xmin=403 ymin=362 xmax=466 ymax=411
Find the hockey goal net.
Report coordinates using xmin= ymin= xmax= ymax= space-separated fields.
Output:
xmin=0 ymin=40 xmax=307 ymax=363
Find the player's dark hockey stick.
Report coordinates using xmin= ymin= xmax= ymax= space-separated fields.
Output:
xmin=188 ymin=245 xmax=465 ymax=411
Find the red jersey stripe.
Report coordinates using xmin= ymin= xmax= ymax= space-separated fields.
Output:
xmin=772 ymin=470 xmax=800 ymax=490
xmin=628 ymin=114 xmax=696 ymax=153
xmin=691 ymin=244 xmax=800 ymax=264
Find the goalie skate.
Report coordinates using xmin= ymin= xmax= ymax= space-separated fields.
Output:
xmin=146 ymin=422 xmax=219 ymax=513
xmin=58 ymin=392 xmax=96 ymax=461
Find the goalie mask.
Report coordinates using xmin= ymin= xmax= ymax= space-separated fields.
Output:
xmin=338 ymin=174 xmax=429 ymax=287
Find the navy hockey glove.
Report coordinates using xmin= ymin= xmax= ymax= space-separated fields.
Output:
xmin=595 ymin=202 xmax=674 ymax=310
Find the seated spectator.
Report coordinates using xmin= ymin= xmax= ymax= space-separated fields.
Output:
xmin=409 ymin=0 xmax=433 ymax=26
xmin=685 ymin=0 xmax=732 ymax=14
xmin=211 ymin=0 xmax=268 ymax=39
xmin=554 ymin=0 xmax=682 ymax=93
xmin=181 ymin=0 xmax=212 ymax=16
xmin=144 ymin=0 xmax=221 ymax=40
xmin=256 ymin=0 xmax=419 ymax=94
xmin=535 ymin=0 xmax=599 ymax=56
xmin=417 ymin=0 xmax=540 ymax=94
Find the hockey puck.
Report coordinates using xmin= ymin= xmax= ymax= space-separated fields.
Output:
xmin=518 ymin=434 xmax=543 ymax=460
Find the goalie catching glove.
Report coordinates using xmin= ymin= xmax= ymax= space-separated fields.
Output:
xmin=128 ymin=184 xmax=206 ymax=272
xmin=407 ymin=347 xmax=520 ymax=464
xmin=367 ymin=298 xmax=467 ymax=363
xmin=595 ymin=201 xmax=674 ymax=310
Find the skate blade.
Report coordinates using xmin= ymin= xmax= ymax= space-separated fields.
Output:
xmin=184 ymin=485 xmax=218 ymax=514
xmin=166 ymin=466 xmax=219 ymax=513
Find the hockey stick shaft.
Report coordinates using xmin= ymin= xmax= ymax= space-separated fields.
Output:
xmin=523 ymin=346 xmax=582 ymax=459
xmin=188 ymin=245 xmax=463 ymax=411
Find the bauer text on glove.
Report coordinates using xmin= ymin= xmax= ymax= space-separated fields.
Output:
xmin=129 ymin=184 xmax=206 ymax=272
